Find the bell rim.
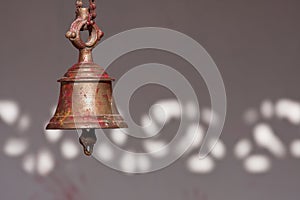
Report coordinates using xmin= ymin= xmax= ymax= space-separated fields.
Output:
xmin=46 ymin=122 xmax=128 ymax=130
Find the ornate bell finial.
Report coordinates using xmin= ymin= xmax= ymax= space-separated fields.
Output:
xmin=46 ymin=0 xmax=128 ymax=156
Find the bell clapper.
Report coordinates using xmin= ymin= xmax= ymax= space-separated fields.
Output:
xmin=79 ymin=129 xmax=97 ymax=156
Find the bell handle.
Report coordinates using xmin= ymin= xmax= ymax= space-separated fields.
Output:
xmin=66 ymin=19 xmax=103 ymax=50
xmin=65 ymin=8 xmax=104 ymax=50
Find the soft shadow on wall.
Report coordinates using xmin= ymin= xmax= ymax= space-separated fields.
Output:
xmin=1 ymin=97 xmax=300 ymax=177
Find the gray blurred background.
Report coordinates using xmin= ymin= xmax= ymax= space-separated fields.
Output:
xmin=1 ymin=0 xmax=300 ymax=199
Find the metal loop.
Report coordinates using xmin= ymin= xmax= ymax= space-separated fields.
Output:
xmin=66 ymin=17 xmax=103 ymax=50
xmin=66 ymin=3 xmax=103 ymax=50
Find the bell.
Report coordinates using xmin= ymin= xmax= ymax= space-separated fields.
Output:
xmin=46 ymin=3 xmax=127 ymax=156
xmin=46 ymin=57 xmax=128 ymax=130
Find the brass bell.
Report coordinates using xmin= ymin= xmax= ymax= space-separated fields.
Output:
xmin=46 ymin=2 xmax=127 ymax=156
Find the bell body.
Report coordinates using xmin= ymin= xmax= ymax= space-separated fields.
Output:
xmin=46 ymin=61 xmax=128 ymax=130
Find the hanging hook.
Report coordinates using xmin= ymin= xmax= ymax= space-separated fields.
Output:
xmin=66 ymin=0 xmax=103 ymax=61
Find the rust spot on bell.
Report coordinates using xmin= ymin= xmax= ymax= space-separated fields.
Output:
xmin=46 ymin=0 xmax=127 ymax=156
